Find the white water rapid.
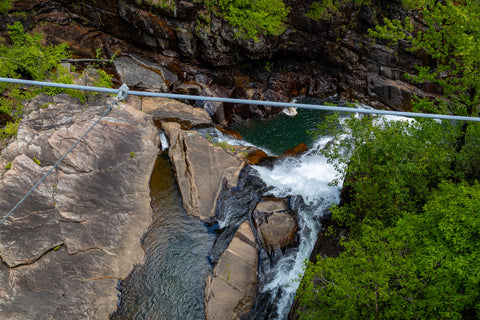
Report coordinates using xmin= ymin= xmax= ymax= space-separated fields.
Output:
xmin=252 ymin=136 xmax=343 ymax=319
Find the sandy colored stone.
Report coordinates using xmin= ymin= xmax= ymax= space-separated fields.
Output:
xmin=205 ymin=221 xmax=258 ymax=320
xmin=0 ymin=95 xmax=159 ymax=319
xmin=254 ymin=199 xmax=298 ymax=251
xmin=162 ymin=122 xmax=245 ymax=220
xmin=142 ymin=96 xmax=212 ymax=128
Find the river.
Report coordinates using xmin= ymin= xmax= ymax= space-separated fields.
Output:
xmin=112 ymin=106 xmax=345 ymax=320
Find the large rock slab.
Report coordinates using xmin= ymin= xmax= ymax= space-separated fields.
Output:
xmin=142 ymin=96 xmax=212 ymax=128
xmin=162 ymin=122 xmax=245 ymax=220
xmin=113 ymin=55 xmax=178 ymax=92
xmin=0 ymin=94 xmax=159 ymax=319
xmin=205 ymin=221 xmax=258 ymax=320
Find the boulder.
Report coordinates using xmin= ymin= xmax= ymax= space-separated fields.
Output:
xmin=204 ymin=221 xmax=258 ymax=320
xmin=253 ymin=199 xmax=298 ymax=252
xmin=141 ymin=96 xmax=212 ymax=128
xmin=162 ymin=122 xmax=245 ymax=220
xmin=0 ymin=94 xmax=159 ymax=319
xmin=113 ymin=55 xmax=178 ymax=92
xmin=282 ymin=143 xmax=309 ymax=158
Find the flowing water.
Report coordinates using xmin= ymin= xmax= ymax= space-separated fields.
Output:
xmin=111 ymin=154 xmax=215 ymax=320
xmin=113 ymin=106 xmax=346 ymax=320
xmin=250 ymin=136 xmax=342 ymax=319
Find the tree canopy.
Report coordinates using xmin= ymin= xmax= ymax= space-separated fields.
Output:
xmin=296 ymin=0 xmax=480 ymax=318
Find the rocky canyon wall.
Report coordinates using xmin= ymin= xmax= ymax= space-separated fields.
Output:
xmin=1 ymin=0 xmax=437 ymax=124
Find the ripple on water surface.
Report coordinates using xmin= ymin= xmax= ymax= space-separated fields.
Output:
xmin=111 ymin=154 xmax=214 ymax=320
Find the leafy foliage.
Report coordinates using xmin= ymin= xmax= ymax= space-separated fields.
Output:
xmin=0 ymin=0 xmax=13 ymax=14
xmin=306 ymin=0 xmax=371 ymax=21
xmin=0 ymin=22 xmax=113 ymax=139
xmin=0 ymin=22 xmax=70 ymax=138
xmin=316 ymin=115 xmax=457 ymax=228
xmin=297 ymin=1 xmax=480 ymax=318
xmin=206 ymin=0 xmax=290 ymax=40
xmin=0 ymin=22 xmax=69 ymax=81
xmin=297 ymin=182 xmax=480 ymax=319
xmin=369 ymin=1 xmax=480 ymax=118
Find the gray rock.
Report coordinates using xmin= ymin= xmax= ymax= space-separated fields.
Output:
xmin=162 ymin=122 xmax=245 ymax=220
xmin=114 ymin=55 xmax=178 ymax=92
xmin=367 ymin=74 xmax=423 ymax=110
xmin=0 ymin=95 xmax=159 ymax=319
xmin=205 ymin=221 xmax=258 ymax=320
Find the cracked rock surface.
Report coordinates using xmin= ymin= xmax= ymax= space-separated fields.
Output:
xmin=204 ymin=221 xmax=258 ymax=320
xmin=162 ymin=122 xmax=245 ymax=221
xmin=0 ymin=94 xmax=159 ymax=319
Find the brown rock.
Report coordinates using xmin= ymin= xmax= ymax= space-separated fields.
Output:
xmin=282 ymin=143 xmax=308 ymax=157
xmin=113 ymin=56 xmax=173 ymax=92
xmin=162 ymin=122 xmax=245 ymax=220
xmin=254 ymin=199 xmax=298 ymax=252
xmin=0 ymin=95 xmax=159 ymax=319
xmin=367 ymin=74 xmax=423 ymax=111
xmin=245 ymin=148 xmax=270 ymax=165
xmin=142 ymin=96 xmax=212 ymax=128
xmin=205 ymin=221 xmax=258 ymax=320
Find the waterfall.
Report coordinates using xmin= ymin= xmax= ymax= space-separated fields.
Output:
xmin=252 ymin=137 xmax=343 ymax=319
xmin=159 ymin=130 xmax=169 ymax=151
xmin=203 ymin=110 xmax=345 ymax=319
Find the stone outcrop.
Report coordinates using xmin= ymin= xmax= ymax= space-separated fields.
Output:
xmin=253 ymin=198 xmax=298 ymax=252
xmin=113 ymin=55 xmax=179 ymax=92
xmin=0 ymin=0 xmax=440 ymax=126
xmin=141 ymin=96 xmax=212 ymax=128
xmin=162 ymin=122 xmax=245 ymax=220
xmin=0 ymin=94 xmax=159 ymax=319
xmin=204 ymin=221 xmax=258 ymax=320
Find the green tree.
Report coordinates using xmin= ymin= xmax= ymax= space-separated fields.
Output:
xmin=0 ymin=0 xmax=13 ymax=14
xmin=297 ymin=181 xmax=480 ymax=319
xmin=315 ymin=116 xmax=455 ymax=228
xmin=369 ymin=0 xmax=480 ymax=175
xmin=297 ymin=1 xmax=480 ymax=317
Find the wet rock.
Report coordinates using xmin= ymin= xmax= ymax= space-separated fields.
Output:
xmin=7 ymin=0 xmax=436 ymax=119
xmin=162 ymin=122 xmax=245 ymax=221
xmin=205 ymin=221 xmax=258 ymax=320
xmin=174 ymin=81 xmax=226 ymax=124
xmin=141 ymin=96 xmax=212 ymax=128
xmin=253 ymin=198 xmax=298 ymax=252
xmin=282 ymin=143 xmax=309 ymax=158
xmin=174 ymin=1 xmax=198 ymax=21
xmin=0 ymin=95 xmax=159 ymax=319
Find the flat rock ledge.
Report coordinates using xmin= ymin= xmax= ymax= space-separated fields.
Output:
xmin=205 ymin=221 xmax=258 ymax=320
xmin=141 ymin=96 xmax=212 ymax=128
xmin=0 ymin=94 xmax=159 ymax=319
xmin=162 ymin=122 xmax=245 ymax=221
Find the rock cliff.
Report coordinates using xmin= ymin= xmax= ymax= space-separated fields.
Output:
xmin=1 ymin=0 xmax=436 ymax=125
xmin=0 ymin=94 xmax=159 ymax=319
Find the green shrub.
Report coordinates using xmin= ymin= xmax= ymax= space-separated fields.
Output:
xmin=208 ymin=0 xmax=290 ymax=40
xmin=0 ymin=0 xmax=14 ymax=14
